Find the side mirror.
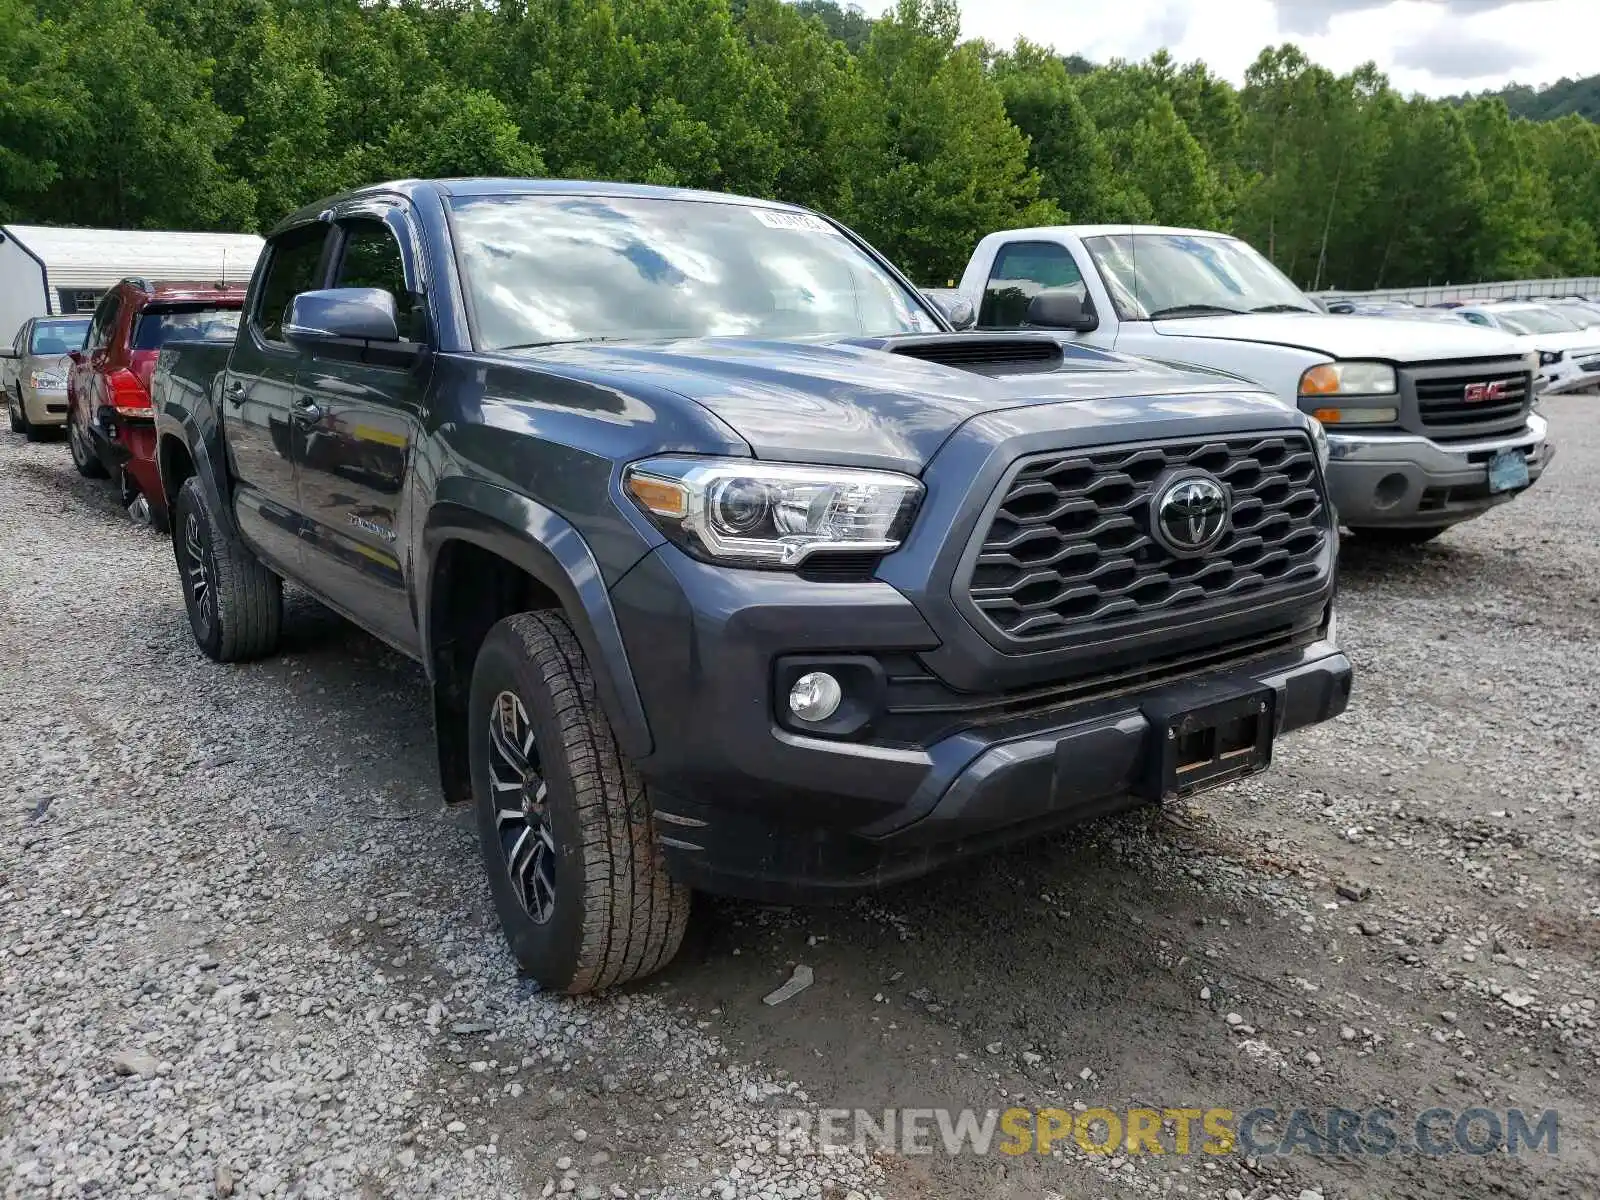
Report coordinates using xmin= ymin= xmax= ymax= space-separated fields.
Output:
xmin=1026 ymin=290 xmax=1098 ymax=334
xmin=67 ymin=349 xmax=83 ymax=364
xmin=922 ymin=289 xmax=977 ymax=331
xmin=0 ymin=349 xmax=16 ymax=360
xmin=284 ymin=288 xmax=399 ymax=346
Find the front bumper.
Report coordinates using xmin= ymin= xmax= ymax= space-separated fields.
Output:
xmin=1542 ymin=356 xmax=1600 ymax=394
xmin=21 ymin=386 xmax=68 ymax=426
xmin=1324 ymin=413 xmax=1553 ymax=529
xmin=612 ymin=544 xmax=1349 ymax=902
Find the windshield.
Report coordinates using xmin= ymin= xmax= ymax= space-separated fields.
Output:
xmin=1494 ymin=307 xmax=1582 ymax=336
xmin=131 ymin=307 xmax=241 ymax=349
xmin=449 ymin=194 xmax=940 ymax=350
xmin=1083 ymin=233 xmax=1315 ymax=320
xmin=30 ymin=319 xmax=89 ymax=354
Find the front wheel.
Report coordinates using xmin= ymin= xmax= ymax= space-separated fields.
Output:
xmin=1348 ymin=526 xmax=1447 ymax=547
xmin=469 ymin=612 xmax=689 ymax=994
xmin=7 ymin=389 xmax=22 ymax=435
xmin=172 ymin=476 xmax=282 ymax=661
xmin=68 ymin=417 xmax=107 ymax=477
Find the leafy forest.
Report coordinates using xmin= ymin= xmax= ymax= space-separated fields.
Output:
xmin=4 ymin=0 xmax=1599 ymax=290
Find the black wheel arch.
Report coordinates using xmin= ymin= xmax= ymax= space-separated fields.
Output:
xmin=420 ymin=480 xmax=655 ymax=764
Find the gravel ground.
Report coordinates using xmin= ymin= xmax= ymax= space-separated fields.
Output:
xmin=2 ymin=397 xmax=1597 ymax=1200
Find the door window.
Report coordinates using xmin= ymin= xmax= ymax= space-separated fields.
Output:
xmin=333 ymin=218 xmax=420 ymax=340
xmin=88 ymin=294 xmax=120 ymax=351
xmin=255 ymin=225 xmax=328 ymax=343
xmin=980 ymin=242 xmax=1087 ymax=329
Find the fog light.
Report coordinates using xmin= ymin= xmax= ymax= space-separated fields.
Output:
xmin=788 ymin=671 xmax=842 ymax=722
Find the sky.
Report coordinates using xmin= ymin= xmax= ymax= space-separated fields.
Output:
xmin=850 ymin=0 xmax=1600 ymax=96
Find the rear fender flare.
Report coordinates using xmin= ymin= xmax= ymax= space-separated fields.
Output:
xmin=420 ymin=479 xmax=652 ymax=760
xmin=154 ymin=409 xmax=237 ymax=541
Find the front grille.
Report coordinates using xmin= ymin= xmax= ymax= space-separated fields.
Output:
xmin=965 ymin=434 xmax=1327 ymax=643
xmin=1407 ymin=366 xmax=1530 ymax=442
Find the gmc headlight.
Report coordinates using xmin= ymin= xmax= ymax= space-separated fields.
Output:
xmin=1299 ymin=361 xmax=1397 ymax=397
xmin=1539 ymin=350 xmax=1564 ymax=366
xmin=623 ymin=457 xmax=923 ymax=569
xmin=28 ymin=371 xmax=66 ymax=391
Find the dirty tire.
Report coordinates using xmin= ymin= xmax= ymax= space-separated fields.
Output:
xmin=173 ymin=475 xmax=282 ymax=662
xmin=1349 ymin=526 xmax=1447 ymax=547
xmin=69 ymin=417 xmax=107 ymax=476
xmin=469 ymin=611 xmax=689 ymax=994
xmin=7 ymin=389 xmax=22 ymax=435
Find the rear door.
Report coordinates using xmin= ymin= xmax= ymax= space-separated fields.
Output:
xmin=292 ymin=208 xmax=431 ymax=653
xmin=223 ymin=223 xmax=330 ymax=574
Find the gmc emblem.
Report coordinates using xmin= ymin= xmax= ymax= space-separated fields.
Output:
xmin=1463 ymin=380 xmax=1509 ymax=403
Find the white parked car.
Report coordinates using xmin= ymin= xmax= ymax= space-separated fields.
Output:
xmin=1453 ymin=302 xmax=1600 ymax=394
xmin=953 ymin=226 xmax=1554 ymax=545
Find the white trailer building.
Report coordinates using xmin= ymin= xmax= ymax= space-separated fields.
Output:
xmin=0 ymin=225 xmax=264 ymax=346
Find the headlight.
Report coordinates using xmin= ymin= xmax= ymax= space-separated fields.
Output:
xmin=28 ymin=371 xmax=66 ymax=390
xmin=623 ymin=457 xmax=923 ymax=569
xmin=1539 ymin=350 xmax=1564 ymax=366
xmin=1299 ymin=361 xmax=1397 ymax=397
xmin=1307 ymin=418 xmax=1331 ymax=471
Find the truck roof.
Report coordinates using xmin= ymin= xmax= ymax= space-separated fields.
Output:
xmin=986 ymin=224 xmax=1240 ymax=240
xmin=271 ymin=178 xmax=814 ymax=237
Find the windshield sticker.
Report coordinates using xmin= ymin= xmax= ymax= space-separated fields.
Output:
xmin=752 ymin=210 xmax=837 ymax=234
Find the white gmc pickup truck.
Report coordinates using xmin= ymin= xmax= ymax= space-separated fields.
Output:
xmin=951 ymin=225 xmax=1554 ymax=545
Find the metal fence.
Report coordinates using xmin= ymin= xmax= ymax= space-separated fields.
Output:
xmin=1314 ymin=277 xmax=1600 ymax=306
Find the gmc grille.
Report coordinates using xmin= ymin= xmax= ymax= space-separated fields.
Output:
xmin=964 ymin=434 xmax=1328 ymax=643
xmin=1405 ymin=364 xmax=1531 ymax=442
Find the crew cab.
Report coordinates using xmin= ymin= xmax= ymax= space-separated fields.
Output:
xmin=956 ymin=226 xmax=1555 ymax=546
xmin=67 ymin=278 xmax=244 ymax=527
xmin=151 ymin=180 xmax=1351 ymax=993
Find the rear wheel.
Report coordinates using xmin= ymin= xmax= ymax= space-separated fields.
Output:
xmin=173 ymin=475 xmax=282 ymax=661
xmin=69 ymin=416 xmax=107 ymax=477
xmin=1349 ymin=526 xmax=1447 ymax=547
xmin=469 ymin=612 xmax=689 ymax=994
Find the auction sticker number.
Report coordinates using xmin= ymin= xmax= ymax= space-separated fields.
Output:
xmin=752 ymin=210 xmax=836 ymax=234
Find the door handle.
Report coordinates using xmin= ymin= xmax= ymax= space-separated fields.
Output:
xmin=225 ymin=379 xmax=245 ymax=404
xmin=293 ymin=400 xmax=323 ymax=423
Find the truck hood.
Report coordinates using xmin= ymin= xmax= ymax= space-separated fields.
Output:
xmin=512 ymin=337 xmax=1292 ymax=474
xmin=1151 ymin=312 xmax=1524 ymax=361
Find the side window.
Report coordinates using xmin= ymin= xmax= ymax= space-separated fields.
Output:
xmin=1461 ymin=311 xmax=1491 ymax=327
xmin=12 ymin=323 xmax=26 ymax=355
xmin=88 ymin=294 xmax=120 ymax=350
xmin=255 ymin=226 xmax=328 ymax=343
xmin=980 ymin=242 xmax=1088 ymax=329
xmin=333 ymin=218 xmax=421 ymax=340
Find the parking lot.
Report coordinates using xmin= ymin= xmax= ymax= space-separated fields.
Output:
xmin=1 ymin=395 xmax=1597 ymax=1200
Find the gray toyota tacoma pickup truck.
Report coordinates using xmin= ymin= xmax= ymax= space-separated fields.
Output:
xmin=150 ymin=179 xmax=1352 ymax=993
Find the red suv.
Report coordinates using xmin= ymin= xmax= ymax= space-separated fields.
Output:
xmin=68 ymin=279 xmax=245 ymax=528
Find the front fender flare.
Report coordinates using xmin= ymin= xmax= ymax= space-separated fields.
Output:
xmin=420 ymin=479 xmax=653 ymax=760
xmin=153 ymin=407 xmax=236 ymax=541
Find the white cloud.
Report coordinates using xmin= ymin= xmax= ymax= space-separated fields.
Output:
xmin=848 ymin=0 xmax=1600 ymax=95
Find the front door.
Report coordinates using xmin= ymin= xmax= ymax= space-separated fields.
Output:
xmin=222 ymin=223 xmax=328 ymax=575
xmin=293 ymin=211 xmax=430 ymax=655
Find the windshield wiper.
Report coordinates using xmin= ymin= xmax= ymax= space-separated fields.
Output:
xmin=495 ymin=336 xmax=632 ymax=351
xmin=1145 ymin=304 xmax=1246 ymax=319
xmin=1250 ymin=303 xmax=1317 ymax=314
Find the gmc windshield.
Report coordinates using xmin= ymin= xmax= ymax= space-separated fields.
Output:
xmin=1084 ymin=232 xmax=1316 ymax=321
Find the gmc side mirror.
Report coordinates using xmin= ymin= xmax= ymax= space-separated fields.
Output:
xmin=285 ymin=288 xmax=400 ymax=346
xmin=1027 ymin=290 xmax=1098 ymax=334
xmin=921 ymin=289 xmax=977 ymax=331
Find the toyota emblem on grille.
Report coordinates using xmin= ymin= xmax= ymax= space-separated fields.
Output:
xmin=1151 ymin=473 xmax=1231 ymax=557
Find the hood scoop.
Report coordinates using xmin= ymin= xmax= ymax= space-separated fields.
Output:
xmin=852 ymin=333 xmax=1066 ymax=376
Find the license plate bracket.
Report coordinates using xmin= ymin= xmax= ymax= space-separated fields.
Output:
xmin=1488 ymin=448 xmax=1530 ymax=494
xmin=1136 ymin=685 xmax=1275 ymax=802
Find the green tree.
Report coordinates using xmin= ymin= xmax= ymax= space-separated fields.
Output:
xmin=991 ymin=40 xmax=1113 ymax=222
